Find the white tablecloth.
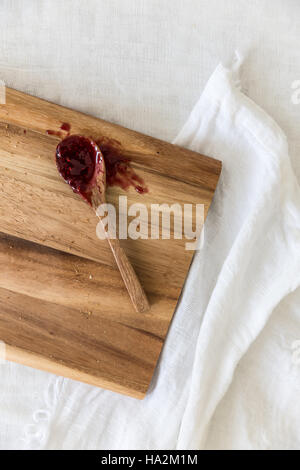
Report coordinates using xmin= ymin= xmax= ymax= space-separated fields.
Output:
xmin=0 ymin=0 xmax=299 ymax=450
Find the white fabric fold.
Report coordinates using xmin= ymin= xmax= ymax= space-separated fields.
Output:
xmin=174 ymin=61 xmax=300 ymax=449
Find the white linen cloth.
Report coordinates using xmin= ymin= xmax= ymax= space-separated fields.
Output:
xmin=1 ymin=56 xmax=299 ymax=450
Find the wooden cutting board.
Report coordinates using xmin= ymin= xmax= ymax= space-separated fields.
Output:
xmin=0 ymin=88 xmax=221 ymax=398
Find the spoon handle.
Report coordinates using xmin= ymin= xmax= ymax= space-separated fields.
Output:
xmin=105 ymin=233 xmax=150 ymax=313
xmin=91 ymin=188 xmax=150 ymax=313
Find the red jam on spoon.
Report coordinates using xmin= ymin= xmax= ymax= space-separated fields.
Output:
xmin=56 ymin=135 xmax=104 ymax=204
xmin=55 ymin=134 xmax=148 ymax=202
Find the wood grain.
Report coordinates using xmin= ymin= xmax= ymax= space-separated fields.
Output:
xmin=0 ymin=88 xmax=221 ymax=398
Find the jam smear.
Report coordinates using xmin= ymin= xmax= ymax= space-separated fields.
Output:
xmin=47 ymin=122 xmax=71 ymax=138
xmin=56 ymin=135 xmax=103 ymax=203
xmin=60 ymin=122 xmax=71 ymax=133
xmin=96 ymin=136 xmax=148 ymax=194
xmin=47 ymin=129 xmax=63 ymax=137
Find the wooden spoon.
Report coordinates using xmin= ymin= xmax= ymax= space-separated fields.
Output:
xmin=56 ymin=135 xmax=150 ymax=313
